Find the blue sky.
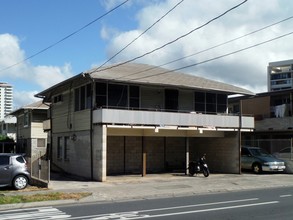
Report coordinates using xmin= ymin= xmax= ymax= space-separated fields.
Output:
xmin=1 ymin=0 xmax=293 ymax=108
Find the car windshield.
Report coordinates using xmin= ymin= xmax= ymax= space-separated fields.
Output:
xmin=250 ymin=148 xmax=273 ymax=157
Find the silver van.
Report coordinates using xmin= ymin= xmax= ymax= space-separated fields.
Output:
xmin=0 ymin=153 xmax=30 ymax=190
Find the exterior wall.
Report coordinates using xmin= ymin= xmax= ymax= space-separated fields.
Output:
xmin=106 ymin=135 xmax=240 ymax=175
xmin=51 ymin=91 xmax=91 ymax=133
xmin=31 ymin=122 xmax=48 ymax=138
xmin=52 ymin=130 xmax=92 ymax=179
xmin=242 ymin=96 xmax=270 ymax=119
xmin=165 ymin=137 xmax=186 ymax=171
xmin=190 ymin=132 xmax=239 ymax=173
xmin=144 ymin=137 xmax=165 ymax=172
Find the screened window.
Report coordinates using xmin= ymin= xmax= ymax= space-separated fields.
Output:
xmin=194 ymin=92 xmax=205 ymax=112
xmin=108 ymin=84 xmax=128 ymax=108
xmin=24 ymin=111 xmax=30 ymax=127
xmin=129 ymin=86 xmax=139 ymax=109
xmin=206 ymin=93 xmax=216 ymax=113
xmin=74 ymin=84 xmax=92 ymax=111
xmin=194 ymin=92 xmax=227 ymax=114
xmin=96 ymin=82 xmax=107 ymax=108
xmin=165 ymin=89 xmax=178 ymax=111
xmin=217 ymin=94 xmax=227 ymax=113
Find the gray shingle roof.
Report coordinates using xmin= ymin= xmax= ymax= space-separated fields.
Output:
xmin=36 ymin=63 xmax=254 ymax=99
xmin=9 ymin=100 xmax=49 ymax=116
xmin=85 ymin=63 xmax=254 ymax=95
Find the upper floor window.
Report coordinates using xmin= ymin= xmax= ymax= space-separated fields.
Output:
xmin=129 ymin=86 xmax=140 ymax=109
xmin=24 ymin=111 xmax=30 ymax=127
xmin=165 ymin=89 xmax=178 ymax=111
xmin=53 ymin=94 xmax=63 ymax=104
xmin=95 ymin=82 xmax=139 ymax=109
xmin=74 ymin=84 xmax=92 ymax=111
xmin=96 ymin=82 xmax=107 ymax=108
xmin=108 ymin=84 xmax=128 ymax=107
xmin=194 ymin=92 xmax=227 ymax=114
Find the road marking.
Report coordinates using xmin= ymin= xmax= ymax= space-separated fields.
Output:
xmin=280 ymin=194 xmax=292 ymax=198
xmin=121 ymin=201 xmax=280 ymax=219
xmin=69 ymin=198 xmax=259 ymax=219
xmin=0 ymin=207 xmax=71 ymax=220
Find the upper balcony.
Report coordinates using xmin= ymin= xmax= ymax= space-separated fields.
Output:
xmin=93 ymin=108 xmax=254 ymax=130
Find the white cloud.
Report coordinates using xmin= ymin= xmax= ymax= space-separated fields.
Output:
xmin=33 ymin=63 xmax=73 ymax=89
xmin=13 ymin=90 xmax=40 ymax=110
xmin=104 ymin=0 xmax=293 ymax=94
xmin=0 ymin=33 xmax=74 ymax=108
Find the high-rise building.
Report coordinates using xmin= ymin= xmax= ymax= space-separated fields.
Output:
xmin=267 ymin=59 xmax=293 ymax=91
xmin=0 ymin=82 xmax=13 ymax=120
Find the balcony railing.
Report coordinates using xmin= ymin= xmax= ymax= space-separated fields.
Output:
xmin=93 ymin=108 xmax=254 ymax=129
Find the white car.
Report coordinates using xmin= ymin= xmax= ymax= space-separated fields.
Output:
xmin=274 ymin=147 xmax=292 ymax=160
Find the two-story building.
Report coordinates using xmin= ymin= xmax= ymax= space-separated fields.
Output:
xmin=9 ymin=101 xmax=49 ymax=157
xmin=36 ymin=63 xmax=254 ymax=181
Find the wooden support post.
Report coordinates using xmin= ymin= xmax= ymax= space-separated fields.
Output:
xmin=142 ymin=137 xmax=146 ymax=177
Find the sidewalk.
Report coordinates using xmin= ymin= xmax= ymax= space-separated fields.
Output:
xmin=1 ymin=173 xmax=293 ymax=210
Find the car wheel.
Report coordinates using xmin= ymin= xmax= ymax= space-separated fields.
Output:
xmin=13 ymin=175 xmax=28 ymax=190
xmin=252 ymin=163 xmax=262 ymax=174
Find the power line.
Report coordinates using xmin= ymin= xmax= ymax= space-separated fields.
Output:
xmin=114 ymin=15 xmax=293 ymax=80
xmin=90 ymin=0 xmax=248 ymax=74
xmin=0 ymin=0 xmax=130 ymax=73
xmin=128 ymin=31 xmax=293 ymax=81
xmin=96 ymin=0 xmax=185 ymax=70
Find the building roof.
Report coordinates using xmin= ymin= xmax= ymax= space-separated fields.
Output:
xmin=36 ymin=63 xmax=254 ymax=99
xmin=268 ymin=59 xmax=293 ymax=67
xmin=9 ymin=100 xmax=49 ymax=116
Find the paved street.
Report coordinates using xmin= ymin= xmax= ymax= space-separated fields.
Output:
xmin=1 ymin=173 xmax=293 ymax=211
xmin=1 ymin=186 xmax=293 ymax=219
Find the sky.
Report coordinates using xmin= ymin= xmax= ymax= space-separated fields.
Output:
xmin=1 ymin=0 xmax=293 ymax=109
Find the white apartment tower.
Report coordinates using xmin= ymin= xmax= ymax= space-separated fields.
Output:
xmin=267 ymin=59 xmax=293 ymax=91
xmin=0 ymin=82 xmax=13 ymax=120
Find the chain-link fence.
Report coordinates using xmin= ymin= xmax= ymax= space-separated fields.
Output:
xmin=243 ymin=139 xmax=293 ymax=160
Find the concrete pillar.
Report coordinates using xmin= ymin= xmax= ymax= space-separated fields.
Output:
xmin=93 ymin=125 xmax=107 ymax=182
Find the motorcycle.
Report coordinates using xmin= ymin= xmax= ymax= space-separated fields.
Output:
xmin=188 ymin=154 xmax=210 ymax=177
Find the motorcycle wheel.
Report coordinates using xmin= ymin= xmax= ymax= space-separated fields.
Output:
xmin=203 ymin=167 xmax=210 ymax=177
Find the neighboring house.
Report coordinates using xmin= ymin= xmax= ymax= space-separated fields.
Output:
xmin=0 ymin=115 xmax=16 ymax=153
xmin=9 ymin=101 xmax=49 ymax=157
xmin=35 ymin=63 xmax=254 ymax=182
xmin=229 ymin=89 xmax=293 ymax=152
xmin=0 ymin=115 xmax=16 ymax=140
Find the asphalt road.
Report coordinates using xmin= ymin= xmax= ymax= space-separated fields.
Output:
xmin=1 ymin=186 xmax=293 ymax=219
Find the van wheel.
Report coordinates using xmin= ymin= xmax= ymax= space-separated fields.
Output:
xmin=13 ymin=175 xmax=28 ymax=190
xmin=252 ymin=163 xmax=262 ymax=174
